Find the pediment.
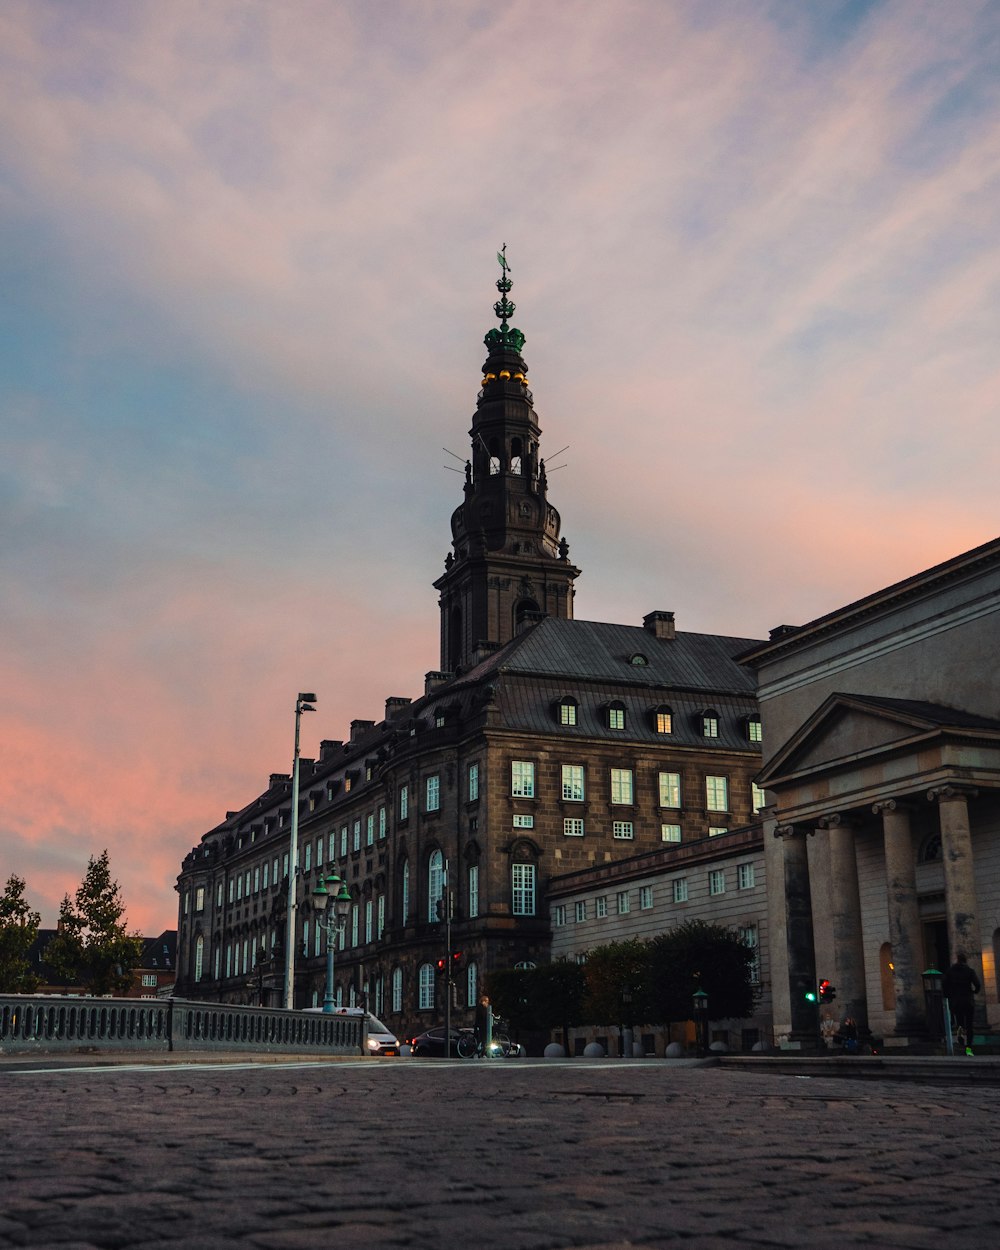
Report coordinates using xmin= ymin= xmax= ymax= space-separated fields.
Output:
xmin=759 ymin=694 xmax=942 ymax=787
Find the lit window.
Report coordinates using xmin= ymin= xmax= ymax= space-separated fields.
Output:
xmin=607 ymin=703 xmax=626 ymax=731
xmin=428 ymin=849 xmax=444 ymax=921
xmin=617 ymin=891 xmax=630 ymax=914
xmin=392 ymin=967 xmax=403 ymax=1013
xmin=558 ymin=698 xmax=578 ymax=726
xmin=629 ymin=653 xmax=648 ymax=666
xmin=563 ymin=817 xmax=585 ymax=837
xmin=216 ymin=882 xmax=224 ymax=907
xmin=639 ymin=885 xmax=653 ymax=910
xmin=228 ymin=879 xmax=234 ymax=904
xmin=747 ymin=716 xmax=762 ymax=743
xmin=435 ymin=710 xmax=445 ymax=728
xmin=613 ymin=821 xmax=634 ymax=839
xmin=661 ymin=824 xmax=682 ymax=843
xmin=511 ymin=760 xmax=535 ymax=798
xmin=418 ymin=963 xmax=434 ymax=1010
xmin=709 ymin=826 xmax=728 ymax=837
xmin=702 ymin=711 xmax=719 ymax=738
xmin=513 ymin=814 xmax=534 ymax=829
xmin=379 ymin=806 xmax=387 ymax=838
xmin=673 ymin=878 xmax=688 ymax=903
xmin=466 ymin=961 xmax=478 ymax=1007
xmin=610 ymin=768 xmax=633 ymax=804
xmin=426 ymin=775 xmax=440 ymax=812
xmin=709 ymin=869 xmax=726 ymax=896
xmin=574 ymin=900 xmax=587 ymax=922
xmin=399 ymin=785 xmax=409 ymax=821
xmin=304 ymin=843 xmax=312 ymax=872
xmin=706 ymin=775 xmax=729 ymax=812
xmin=738 ymin=863 xmax=755 ymax=890
xmin=561 ymin=764 xmax=585 ymax=801
xmin=596 ymin=896 xmax=608 ymax=918
xmin=468 ymin=762 xmax=479 ymax=802
xmin=316 ymin=837 xmax=323 ymax=868
xmin=512 ymin=863 xmax=536 ymax=916
xmin=752 ymin=783 xmax=767 ymax=814
xmin=366 ymin=814 xmax=374 ymax=845
xmin=194 ymin=935 xmax=204 ymax=982
xmin=353 ymin=821 xmax=361 ymax=851
xmin=195 ymin=886 xmax=205 ymax=911
xmin=655 ymin=708 xmax=673 ymax=734
xmin=658 ymin=772 xmax=681 ymax=808
xmin=552 ymin=904 xmax=566 ymax=927
xmin=340 ymin=826 xmax=348 ymax=857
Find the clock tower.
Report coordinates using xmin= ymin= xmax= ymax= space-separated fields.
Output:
xmin=434 ymin=249 xmax=580 ymax=673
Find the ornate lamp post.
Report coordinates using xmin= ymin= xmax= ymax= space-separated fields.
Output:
xmin=284 ymin=692 xmax=317 ymax=1011
xmin=313 ymin=874 xmax=352 ymax=1012
xmin=692 ymin=988 xmax=710 ymax=1056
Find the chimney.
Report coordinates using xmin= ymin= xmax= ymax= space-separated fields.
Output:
xmin=643 ymin=611 xmax=675 ymax=640
xmin=424 ymin=671 xmax=451 ymax=695
xmin=349 ymin=719 xmax=375 ymax=743
xmin=385 ymin=696 xmax=412 ymax=720
xmin=269 ymin=773 xmax=290 ymax=789
xmin=319 ymin=739 xmax=343 ymax=761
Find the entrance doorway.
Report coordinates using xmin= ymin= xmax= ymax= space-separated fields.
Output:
xmin=922 ymin=919 xmax=949 ymax=972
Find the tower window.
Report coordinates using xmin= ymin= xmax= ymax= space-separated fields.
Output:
xmin=510 ymin=437 xmax=523 ymax=475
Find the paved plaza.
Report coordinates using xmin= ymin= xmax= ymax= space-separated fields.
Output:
xmin=2 ymin=1056 xmax=998 ymax=1248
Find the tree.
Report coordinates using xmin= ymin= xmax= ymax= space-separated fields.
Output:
xmin=0 ymin=875 xmax=42 ymax=993
xmin=45 ymin=851 xmax=144 ymax=996
xmin=646 ymin=920 xmax=760 ymax=1026
xmin=582 ymin=938 xmax=651 ymax=1028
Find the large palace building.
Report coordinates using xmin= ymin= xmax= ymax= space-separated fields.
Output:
xmin=174 ymin=258 xmax=765 ymax=1040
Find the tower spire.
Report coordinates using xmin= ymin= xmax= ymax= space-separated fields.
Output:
xmin=433 ymin=249 xmax=580 ymax=673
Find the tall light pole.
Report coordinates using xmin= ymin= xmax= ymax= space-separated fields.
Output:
xmin=284 ymin=692 xmax=316 ymax=1010
xmin=314 ymin=874 xmax=353 ymax=1011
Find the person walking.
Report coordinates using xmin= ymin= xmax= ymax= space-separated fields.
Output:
xmin=944 ymin=952 xmax=980 ymax=1055
xmin=474 ymin=994 xmax=491 ymax=1057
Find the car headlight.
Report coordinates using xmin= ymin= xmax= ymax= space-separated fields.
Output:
xmin=367 ymin=1038 xmax=380 ymax=1051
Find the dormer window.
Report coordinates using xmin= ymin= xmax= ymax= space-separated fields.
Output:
xmin=555 ymin=696 xmax=578 ymax=727
xmin=607 ymin=702 xmax=626 ymax=731
xmin=700 ymin=710 xmax=719 ymax=738
xmin=434 ymin=710 xmax=446 ymax=728
xmin=653 ymin=705 xmax=673 ymax=734
xmin=628 ymin=653 xmax=648 ymax=666
xmin=747 ymin=715 xmax=762 ymax=744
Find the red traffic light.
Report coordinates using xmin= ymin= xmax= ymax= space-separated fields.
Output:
xmin=451 ymin=950 xmax=463 ymax=963
xmin=435 ymin=958 xmax=446 ymax=973
xmin=818 ymin=979 xmax=837 ymax=1003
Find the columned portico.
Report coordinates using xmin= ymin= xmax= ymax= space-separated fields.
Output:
xmin=873 ymin=799 xmax=927 ymax=1042
xmin=775 ymin=824 xmax=820 ymax=1048
xmin=818 ymin=813 xmax=868 ymax=1037
xmin=928 ymin=784 xmax=986 ymax=1026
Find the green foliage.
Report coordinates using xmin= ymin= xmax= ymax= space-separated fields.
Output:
xmin=582 ymin=939 xmax=651 ymax=1025
xmin=0 ymin=875 xmax=42 ymax=993
xmin=44 ymin=851 xmax=143 ymax=996
xmin=646 ymin=920 xmax=760 ymax=1023
xmin=485 ymin=961 xmax=586 ymax=1049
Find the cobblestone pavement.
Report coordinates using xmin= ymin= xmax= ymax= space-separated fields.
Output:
xmin=2 ymin=1057 xmax=998 ymax=1249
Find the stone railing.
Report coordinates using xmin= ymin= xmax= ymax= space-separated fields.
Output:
xmin=0 ymin=996 xmax=365 ymax=1056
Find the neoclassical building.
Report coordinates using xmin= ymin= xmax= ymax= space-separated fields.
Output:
xmin=174 ymin=259 xmax=765 ymax=1041
xmin=742 ymin=538 xmax=1000 ymax=1048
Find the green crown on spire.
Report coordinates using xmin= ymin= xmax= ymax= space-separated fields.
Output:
xmin=484 ymin=244 xmax=526 ymax=353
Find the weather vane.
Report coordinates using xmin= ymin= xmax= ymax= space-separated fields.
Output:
xmin=485 ymin=243 xmax=525 ymax=352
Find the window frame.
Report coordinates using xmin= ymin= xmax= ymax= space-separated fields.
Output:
xmin=610 ymin=767 xmax=634 ymax=805
xmin=511 ymin=760 xmax=535 ymax=798
xmin=512 ymin=862 xmax=536 ymax=916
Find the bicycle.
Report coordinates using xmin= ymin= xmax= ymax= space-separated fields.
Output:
xmin=456 ymin=1017 xmax=515 ymax=1058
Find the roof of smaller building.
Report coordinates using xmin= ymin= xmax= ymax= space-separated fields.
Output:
xmin=843 ymin=694 xmax=1000 ymax=732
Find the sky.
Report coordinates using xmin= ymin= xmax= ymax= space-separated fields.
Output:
xmin=2 ymin=0 xmax=999 ymax=934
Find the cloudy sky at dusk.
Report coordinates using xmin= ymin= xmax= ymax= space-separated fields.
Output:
xmin=3 ymin=0 xmax=999 ymax=933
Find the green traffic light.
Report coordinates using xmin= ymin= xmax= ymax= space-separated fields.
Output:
xmin=805 ymin=990 xmax=818 ymax=1003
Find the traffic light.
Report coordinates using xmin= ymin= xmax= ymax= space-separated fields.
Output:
xmin=804 ymin=985 xmax=818 ymax=1004
xmin=451 ymin=950 xmax=463 ymax=967
xmin=435 ymin=957 xmax=446 ymax=975
xmin=819 ymin=979 xmax=837 ymax=1003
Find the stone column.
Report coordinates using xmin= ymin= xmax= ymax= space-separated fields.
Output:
xmin=819 ymin=813 xmax=868 ymax=1037
xmin=873 ymin=799 xmax=926 ymax=1041
xmin=928 ymin=785 xmax=985 ymax=1024
xmin=776 ymin=824 xmax=820 ymax=1048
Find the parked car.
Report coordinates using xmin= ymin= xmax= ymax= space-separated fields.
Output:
xmin=408 ymin=1025 xmax=465 ymax=1057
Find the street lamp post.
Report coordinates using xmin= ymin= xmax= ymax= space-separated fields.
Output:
xmin=284 ymin=692 xmax=317 ymax=1011
xmin=692 ymin=988 xmax=710 ymax=1056
xmin=314 ymin=874 xmax=353 ymax=1011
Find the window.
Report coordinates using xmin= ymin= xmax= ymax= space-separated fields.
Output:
xmin=596 ymin=895 xmax=608 ymax=918
xmin=706 ymin=775 xmax=729 ymax=812
xmin=513 ymin=814 xmax=534 ymax=829
xmin=428 ymin=849 xmax=444 ymax=921
xmin=709 ymin=869 xmax=726 ymax=896
xmin=552 ymin=904 xmax=566 ymax=927
xmin=468 ymin=762 xmax=479 ymax=802
xmin=629 ymin=653 xmax=648 ymax=666
xmin=467 ymin=961 xmax=478 ymax=1007
xmin=617 ymin=891 xmax=630 ymax=914
xmin=739 ymin=924 xmax=760 ymax=982
xmin=366 ymin=814 xmax=374 ymax=845
xmin=561 ymin=764 xmax=585 ymax=801
xmin=350 ymin=906 xmax=359 ymax=947
xmin=563 ymin=817 xmax=585 ymax=837
xmin=558 ymin=697 xmax=578 ymax=726
xmin=314 ymin=922 xmax=322 ymax=956
xmin=194 ymin=935 xmax=204 ymax=982
xmin=399 ymin=784 xmax=409 ymax=821
xmin=216 ymin=882 xmax=224 ymax=908
xmin=511 ymin=761 xmax=535 ymax=798
xmin=377 ymin=894 xmax=385 ymax=939
xmin=304 ymin=843 xmax=312 ymax=872
xmin=468 ymin=865 xmax=479 ymax=918
xmin=661 ymin=824 xmax=682 ymax=843
xmin=613 ymin=821 xmax=634 ymax=839
xmin=709 ymin=827 xmax=728 ymax=837
xmin=401 ymin=861 xmax=409 ymax=923
xmin=512 ymin=863 xmax=536 ymax=916
xmin=228 ymin=878 xmax=235 ymax=904
xmin=654 ymin=707 xmax=673 ymax=734
xmin=418 ymin=963 xmax=435 ymax=1010
xmin=610 ymin=768 xmax=633 ymax=805
xmin=283 ymin=853 xmax=289 ymax=879
xmin=747 ymin=715 xmax=762 ymax=743
xmin=752 ymin=783 xmax=767 ymax=814
xmin=434 ymin=710 xmax=445 ymax=728
xmin=236 ymin=876 xmax=242 ymax=902
xmin=340 ymin=826 xmax=348 ymax=857
xmin=673 ymin=878 xmax=688 ymax=903
xmin=273 ymin=856 xmax=279 ymax=885
xmin=378 ymin=806 xmax=387 ymax=839
xmin=195 ymin=885 xmax=205 ymax=911
xmin=658 ymin=772 xmax=681 ymax=808
xmin=640 ymin=885 xmax=653 ymax=910
xmin=352 ymin=820 xmax=361 ymax=852
xmin=575 ymin=900 xmax=587 ymax=922
xmin=392 ymin=967 xmax=403 ymax=1013
xmin=702 ymin=711 xmax=719 ymax=738
xmin=426 ymin=775 xmax=440 ymax=812
xmin=365 ymin=899 xmax=373 ymax=943
xmin=607 ymin=702 xmax=626 ymax=731
xmin=738 ymin=862 xmax=756 ymax=890
xmin=302 ymin=919 xmax=310 ymax=956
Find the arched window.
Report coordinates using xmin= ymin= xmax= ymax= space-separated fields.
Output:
xmin=514 ymin=960 xmax=537 ymax=970
xmin=392 ymin=967 xmax=403 ymax=1013
xmin=515 ymin=598 xmax=541 ymax=628
xmin=428 ymin=849 xmax=444 ymax=922
xmin=919 ymin=833 xmax=942 ymax=863
xmin=418 ymin=962 xmax=435 ymax=1010
xmin=194 ymin=934 xmax=204 ymax=983
xmin=510 ymin=437 xmax=523 ymax=475
xmin=466 ymin=961 xmax=478 ymax=1007
xmin=488 ymin=438 xmax=501 ymax=475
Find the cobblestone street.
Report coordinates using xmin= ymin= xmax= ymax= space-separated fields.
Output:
xmin=2 ymin=1058 xmax=998 ymax=1248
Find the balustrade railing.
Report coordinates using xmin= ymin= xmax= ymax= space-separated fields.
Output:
xmin=0 ymin=996 xmax=364 ymax=1056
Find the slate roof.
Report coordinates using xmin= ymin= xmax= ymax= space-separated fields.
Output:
xmin=845 ymin=694 xmax=1000 ymax=732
